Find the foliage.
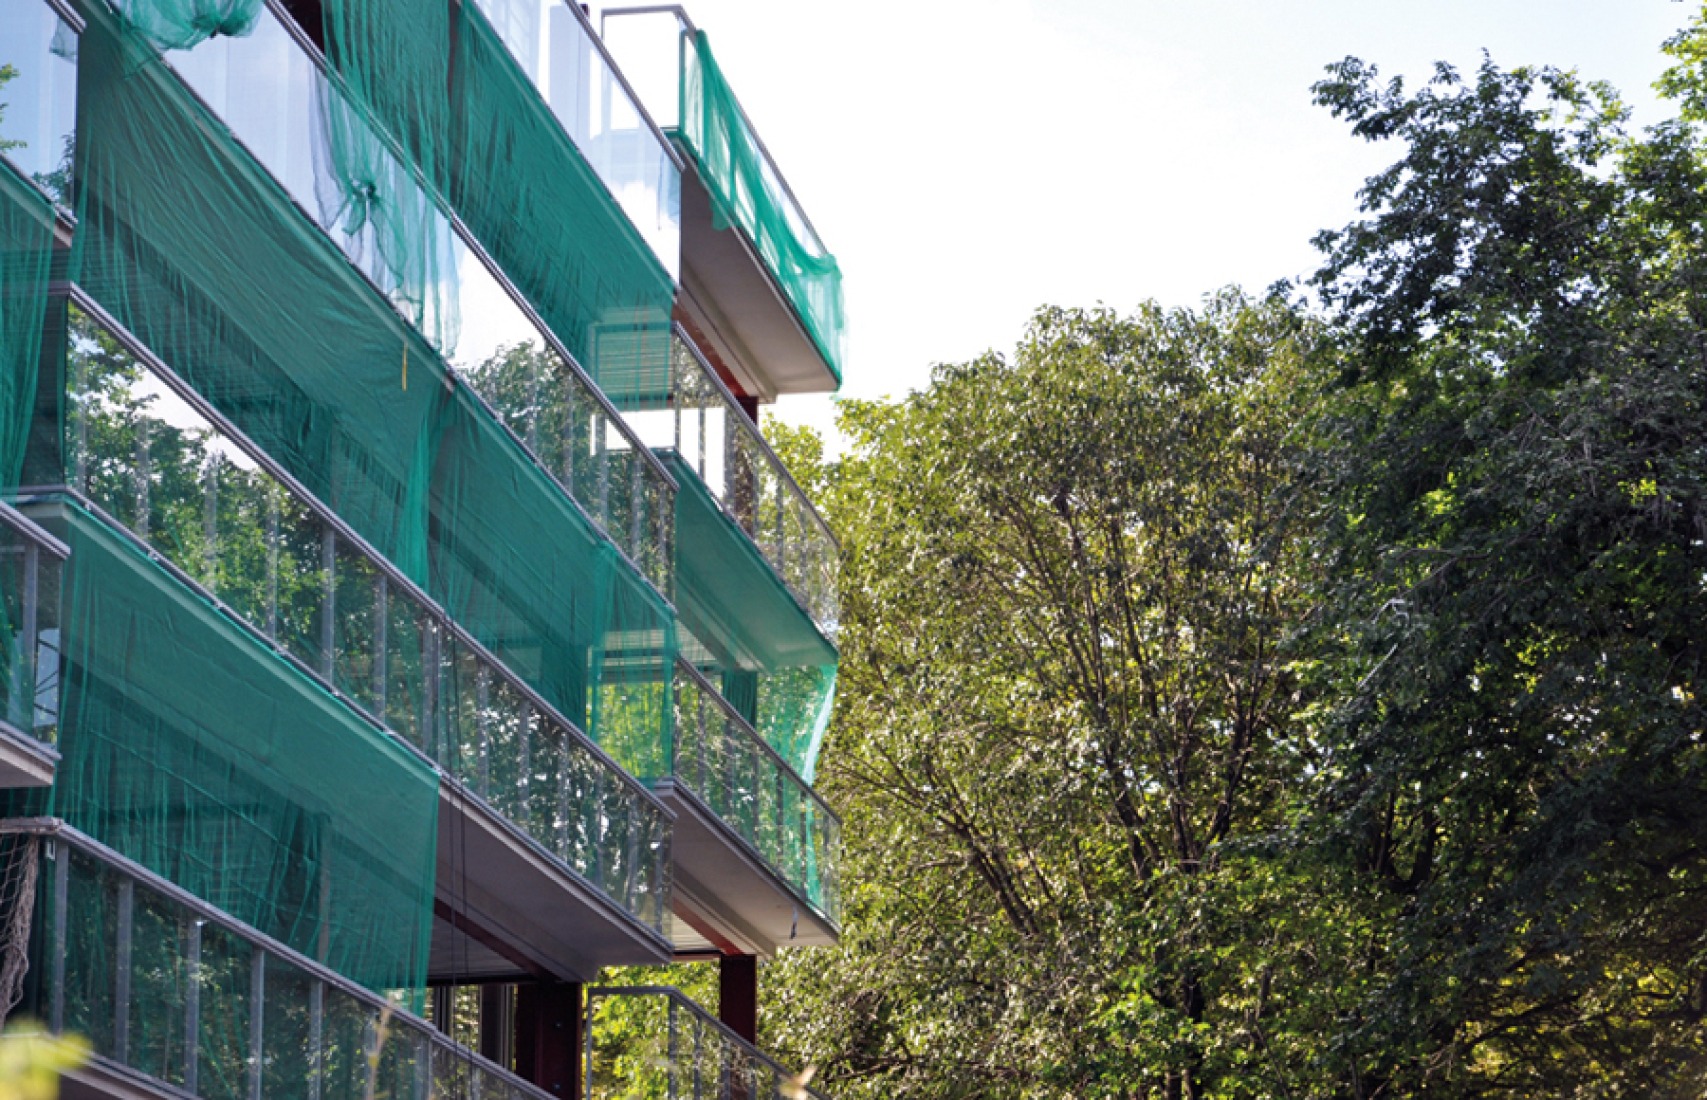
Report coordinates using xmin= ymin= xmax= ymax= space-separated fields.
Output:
xmin=764 ymin=12 xmax=1707 ymax=1098
xmin=0 ymin=1023 xmax=87 ymax=1100
xmin=1297 ymin=35 xmax=1707 ymax=1099
xmin=765 ymin=295 xmax=1322 ymax=1098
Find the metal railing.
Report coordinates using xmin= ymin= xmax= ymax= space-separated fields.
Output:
xmin=465 ymin=0 xmax=683 ymax=276
xmin=48 ymin=292 xmax=672 ymax=938
xmin=0 ymin=818 xmax=554 ymax=1100
xmin=673 ymin=661 xmax=840 ymax=926
xmin=0 ymin=501 xmax=67 ymax=751
xmin=627 ymin=329 xmax=838 ymax=633
xmin=158 ymin=0 xmax=678 ymax=599
xmin=585 ymin=986 xmax=829 ymax=1100
xmin=601 ymin=6 xmax=845 ymax=380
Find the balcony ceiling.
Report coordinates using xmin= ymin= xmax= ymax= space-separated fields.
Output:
xmin=677 ymin=158 xmax=839 ymax=401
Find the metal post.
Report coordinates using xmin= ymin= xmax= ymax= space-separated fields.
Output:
xmin=630 ymin=454 xmax=644 ymax=564
xmin=184 ymin=919 xmax=202 ymax=1094
xmin=203 ymin=449 xmax=220 ymax=589
xmin=476 ymin=665 xmax=492 ymax=798
xmin=248 ymin=948 xmax=265 ymax=1100
xmin=49 ymin=840 xmax=66 ymax=1034
xmin=666 ymin=996 xmax=679 ymax=1100
xmin=423 ymin=623 xmax=441 ymax=762
xmin=320 ymin=527 xmax=337 ymax=679
xmin=114 ymin=878 xmax=133 ymax=1063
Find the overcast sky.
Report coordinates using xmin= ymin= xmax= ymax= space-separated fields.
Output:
xmin=597 ymin=1 xmax=1696 ymax=439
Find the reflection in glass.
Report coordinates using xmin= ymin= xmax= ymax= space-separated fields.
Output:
xmin=60 ymin=302 xmax=670 ymax=930
xmin=0 ymin=0 xmax=78 ymax=206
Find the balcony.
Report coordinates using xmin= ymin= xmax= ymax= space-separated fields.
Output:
xmin=0 ymin=500 xmax=66 ymax=788
xmin=151 ymin=1 xmax=676 ymax=597
xmin=74 ymin=0 xmax=681 ymax=775
xmin=30 ymin=293 xmax=674 ymax=979
xmin=0 ymin=818 xmax=557 ymax=1100
xmin=662 ymin=662 xmax=840 ymax=954
xmin=585 ymin=986 xmax=829 ymax=1100
xmin=602 ymin=6 xmax=846 ymax=397
xmin=628 ymin=328 xmax=837 ymax=634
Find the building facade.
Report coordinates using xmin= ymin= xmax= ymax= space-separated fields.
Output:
xmin=0 ymin=0 xmax=843 ymax=1095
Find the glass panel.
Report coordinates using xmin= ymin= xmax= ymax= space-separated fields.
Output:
xmin=275 ymin=493 xmax=331 ymax=676
xmin=33 ymin=541 xmax=61 ymax=742
xmin=0 ymin=0 xmax=78 ymax=206
xmin=60 ymin=848 xmax=118 ymax=1058
xmin=129 ymin=884 xmax=191 ymax=1088
xmin=211 ymin=441 xmax=273 ymax=633
xmin=195 ymin=924 xmax=253 ymax=1100
xmin=318 ymin=985 xmax=374 ymax=1100
xmin=260 ymin=955 xmax=315 ymax=1100
xmin=385 ymin=591 xmax=431 ymax=751
xmin=331 ymin=535 xmax=382 ymax=715
xmin=0 ymin=527 xmax=27 ymax=733
xmin=469 ymin=0 xmax=680 ymax=276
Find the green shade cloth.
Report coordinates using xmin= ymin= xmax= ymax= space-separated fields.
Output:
xmin=0 ymin=163 xmax=55 ymax=487
xmin=41 ymin=500 xmax=439 ymax=1002
xmin=680 ymin=30 xmax=845 ymax=384
xmin=68 ymin=2 xmax=677 ymax=754
xmin=665 ymin=452 xmax=835 ymax=779
xmin=310 ymin=0 xmax=676 ymax=407
xmin=113 ymin=0 xmax=263 ymax=51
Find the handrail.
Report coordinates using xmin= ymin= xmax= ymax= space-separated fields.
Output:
xmin=585 ymin=984 xmax=831 ymax=1100
xmin=65 ymin=287 xmax=668 ymax=826
xmin=262 ymin=0 xmax=681 ymax=499
xmin=599 ymin=4 xmax=829 ymax=251
xmin=675 ymin=658 xmax=837 ymax=827
xmin=672 ymin=324 xmax=838 ymax=551
xmin=4 ymin=817 xmax=558 ymax=1100
xmin=0 ymin=498 xmax=70 ymax=562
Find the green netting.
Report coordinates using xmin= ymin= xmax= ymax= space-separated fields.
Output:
xmin=68 ymin=1 xmax=675 ymax=762
xmin=112 ymin=0 xmax=263 ymax=51
xmin=0 ymin=163 xmax=55 ymax=487
xmin=449 ymin=4 xmax=674 ymax=406
xmin=31 ymin=500 xmax=439 ymax=1002
xmin=664 ymin=452 xmax=834 ymax=779
xmin=679 ymin=30 xmax=845 ymax=384
xmin=310 ymin=0 xmax=676 ymax=407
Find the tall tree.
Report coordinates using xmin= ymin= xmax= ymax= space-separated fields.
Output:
xmin=1302 ymin=34 xmax=1707 ymax=1097
xmin=767 ymin=294 xmax=1320 ymax=1099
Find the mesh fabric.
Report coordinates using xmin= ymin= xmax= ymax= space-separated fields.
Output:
xmin=680 ymin=30 xmax=845 ymax=383
xmin=69 ymin=0 xmax=675 ymax=760
xmin=37 ymin=500 xmax=439 ymax=1002
xmin=0 ymin=165 xmax=54 ymax=487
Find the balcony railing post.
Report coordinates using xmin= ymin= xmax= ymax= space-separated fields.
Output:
xmin=248 ymin=947 xmax=266 ymax=1100
xmin=184 ymin=917 xmax=202 ymax=1094
xmin=320 ymin=526 xmax=337 ymax=680
xmin=114 ymin=876 xmax=133 ymax=1063
xmin=374 ymin=574 xmax=389 ymax=715
xmin=48 ymin=839 xmax=65 ymax=1034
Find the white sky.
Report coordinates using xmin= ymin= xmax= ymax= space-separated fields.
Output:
xmin=599 ymin=1 xmax=1696 ymax=440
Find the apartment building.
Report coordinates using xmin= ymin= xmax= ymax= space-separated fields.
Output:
xmin=0 ymin=0 xmax=843 ymax=1095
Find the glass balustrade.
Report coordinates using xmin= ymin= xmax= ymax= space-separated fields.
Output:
xmin=158 ymin=6 xmax=675 ymax=596
xmin=602 ymin=8 xmax=846 ymax=382
xmin=0 ymin=0 xmax=78 ymax=208
xmin=0 ymin=821 xmax=553 ymax=1100
xmin=0 ymin=501 xmax=64 ymax=749
xmin=467 ymin=0 xmax=680 ymax=277
xmin=673 ymin=662 xmax=839 ymax=925
xmin=585 ymin=986 xmax=829 ymax=1100
xmin=626 ymin=330 xmax=837 ymax=632
xmin=56 ymin=297 xmax=671 ymax=934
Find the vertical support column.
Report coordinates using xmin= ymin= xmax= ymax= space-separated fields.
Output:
xmin=184 ymin=918 xmax=202 ymax=1095
xmin=320 ymin=526 xmax=337 ymax=680
xmin=719 ymin=954 xmax=757 ymax=1045
xmin=114 ymin=878 xmax=133 ymax=1063
xmin=19 ymin=542 xmax=37 ymax=733
xmin=480 ymin=984 xmax=513 ymax=1069
xmin=248 ymin=947 xmax=266 ymax=1100
xmin=513 ymin=981 xmax=582 ymax=1099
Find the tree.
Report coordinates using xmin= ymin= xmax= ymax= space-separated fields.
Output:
xmin=766 ymin=294 xmax=1322 ymax=1099
xmin=1300 ymin=35 xmax=1707 ymax=1097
